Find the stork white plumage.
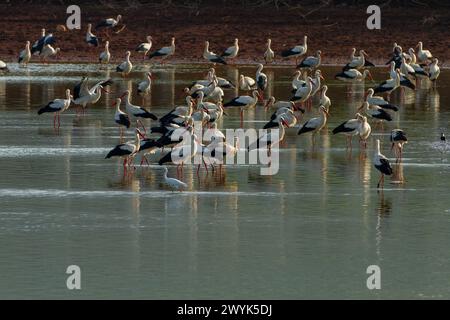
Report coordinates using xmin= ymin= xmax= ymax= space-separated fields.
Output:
xmin=373 ymin=139 xmax=393 ymax=189
xmin=86 ymin=23 xmax=99 ymax=47
xmin=297 ymin=50 xmax=322 ymax=70
xmin=18 ymin=41 xmax=31 ymax=67
xmin=291 ymin=71 xmax=305 ymax=92
xmin=357 ymin=114 xmax=371 ymax=148
xmin=255 ymin=64 xmax=267 ymax=101
xmin=297 ymin=105 xmax=329 ymax=141
xmin=116 ymin=51 xmax=132 ymax=77
xmin=37 ymin=89 xmax=72 ymax=129
xmin=239 ymin=74 xmax=256 ymax=91
xmin=203 ymin=41 xmax=227 ymax=65
xmin=281 ymin=35 xmax=307 ymax=64
xmin=332 ymin=113 xmax=362 ymax=148
xmin=113 ymin=98 xmax=131 ymax=138
xmin=365 ymin=88 xmax=399 ymax=111
xmin=137 ymin=72 xmax=153 ymax=103
xmin=373 ymin=69 xmax=401 ymax=96
xmin=118 ymin=90 xmax=158 ymax=133
xmin=41 ymin=44 xmax=60 ymax=63
xmin=99 ymin=41 xmax=111 ymax=65
xmin=264 ymin=38 xmax=275 ymax=64
xmin=0 ymin=60 xmax=7 ymax=71
xmin=223 ymin=90 xmax=259 ymax=128
xmin=291 ymin=76 xmax=313 ymax=107
xmin=416 ymin=41 xmax=433 ymax=63
xmin=429 ymin=58 xmax=440 ymax=85
xmin=335 ymin=69 xmax=373 ymax=82
xmin=147 ymin=37 xmax=175 ymax=64
xmin=72 ymin=77 xmax=113 ymax=113
xmin=135 ymin=36 xmax=152 ymax=60
xmin=105 ymin=129 xmax=142 ymax=170
xmin=96 ymin=15 xmax=123 ymax=37
xmin=390 ymin=129 xmax=407 ymax=162
xmin=221 ymin=38 xmax=239 ymax=61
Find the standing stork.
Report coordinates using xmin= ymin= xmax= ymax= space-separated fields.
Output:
xmin=31 ymin=29 xmax=56 ymax=56
xmin=135 ymin=36 xmax=152 ymax=60
xmin=365 ymin=88 xmax=399 ymax=111
xmin=147 ymin=37 xmax=175 ymax=64
xmin=99 ymin=41 xmax=111 ymax=65
xmin=255 ymin=64 xmax=267 ymax=102
xmin=116 ymin=51 xmax=132 ymax=77
xmin=373 ymin=139 xmax=393 ymax=189
xmin=85 ymin=23 xmax=99 ymax=48
xmin=297 ymin=105 xmax=329 ymax=143
xmin=297 ymin=50 xmax=322 ymax=70
xmin=416 ymin=41 xmax=433 ymax=64
xmin=18 ymin=41 xmax=31 ymax=67
xmin=221 ymin=38 xmax=239 ymax=62
xmin=105 ymin=129 xmax=142 ymax=170
xmin=113 ymin=97 xmax=131 ymax=139
xmin=390 ymin=129 xmax=407 ymax=163
xmin=37 ymin=89 xmax=72 ymax=129
xmin=239 ymin=74 xmax=256 ymax=91
xmin=373 ymin=69 xmax=401 ymax=97
xmin=332 ymin=113 xmax=362 ymax=149
xmin=264 ymin=38 xmax=275 ymax=64
xmin=137 ymin=72 xmax=153 ymax=104
xmin=429 ymin=58 xmax=440 ymax=87
xmin=117 ymin=90 xmax=158 ymax=133
xmin=223 ymin=90 xmax=259 ymax=128
xmin=281 ymin=35 xmax=307 ymax=65
xmin=203 ymin=41 xmax=227 ymax=65
xmin=41 ymin=44 xmax=60 ymax=63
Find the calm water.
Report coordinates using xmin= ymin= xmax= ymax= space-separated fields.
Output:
xmin=0 ymin=63 xmax=449 ymax=299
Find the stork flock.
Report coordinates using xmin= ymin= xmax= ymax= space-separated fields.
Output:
xmin=0 ymin=14 xmax=444 ymax=191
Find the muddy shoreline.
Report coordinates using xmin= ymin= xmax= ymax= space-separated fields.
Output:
xmin=0 ymin=3 xmax=449 ymax=67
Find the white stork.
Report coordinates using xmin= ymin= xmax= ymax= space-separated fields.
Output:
xmin=113 ymin=98 xmax=131 ymax=138
xmin=86 ymin=23 xmax=99 ymax=47
xmin=335 ymin=69 xmax=373 ymax=82
xmin=416 ymin=41 xmax=433 ymax=63
xmin=255 ymin=64 xmax=267 ymax=101
xmin=373 ymin=139 xmax=393 ymax=189
xmin=135 ymin=36 xmax=152 ymax=60
xmin=332 ymin=113 xmax=362 ymax=148
xmin=429 ymin=58 xmax=440 ymax=85
xmin=390 ymin=129 xmax=407 ymax=162
xmin=264 ymin=38 xmax=275 ymax=64
xmin=239 ymin=74 xmax=256 ymax=91
xmin=223 ymin=90 xmax=259 ymax=128
xmin=297 ymin=50 xmax=322 ymax=70
xmin=41 ymin=44 xmax=60 ymax=63
xmin=147 ymin=37 xmax=175 ymax=64
xmin=221 ymin=38 xmax=239 ymax=61
xmin=373 ymin=69 xmax=401 ymax=96
xmin=137 ymin=72 xmax=153 ymax=103
xmin=118 ymin=90 xmax=158 ymax=133
xmin=203 ymin=41 xmax=227 ymax=65
xmin=18 ymin=41 xmax=31 ymax=67
xmin=297 ymin=105 xmax=329 ymax=141
xmin=365 ymin=88 xmax=399 ymax=111
xmin=96 ymin=15 xmax=123 ymax=37
xmin=37 ymin=89 xmax=72 ymax=129
xmin=319 ymin=85 xmax=331 ymax=111
xmin=72 ymin=77 xmax=113 ymax=113
xmin=281 ymin=35 xmax=307 ymax=64
xmin=116 ymin=51 xmax=133 ymax=77
xmin=99 ymin=41 xmax=111 ymax=65
xmin=105 ymin=129 xmax=142 ymax=170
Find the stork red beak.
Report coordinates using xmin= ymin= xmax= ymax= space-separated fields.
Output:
xmin=281 ymin=119 xmax=289 ymax=127
xmin=320 ymin=75 xmax=325 ymax=81
xmin=101 ymin=87 xmax=111 ymax=94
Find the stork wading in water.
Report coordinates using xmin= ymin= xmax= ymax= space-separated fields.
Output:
xmin=72 ymin=77 xmax=113 ymax=114
xmin=297 ymin=50 xmax=322 ymax=70
xmin=147 ymin=37 xmax=175 ymax=64
xmin=117 ymin=90 xmax=158 ymax=134
xmin=255 ymin=64 xmax=267 ymax=102
xmin=373 ymin=139 xmax=393 ymax=189
xmin=113 ymin=98 xmax=131 ymax=139
xmin=390 ymin=129 xmax=407 ymax=163
xmin=135 ymin=36 xmax=153 ymax=60
xmin=86 ymin=23 xmax=99 ymax=48
xmin=18 ymin=41 xmax=31 ymax=67
xmin=239 ymin=74 xmax=257 ymax=91
xmin=99 ymin=41 xmax=111 ymax=66
xmin=297 ymin=105 xmax=330 ymax=144
xmin=116 ymin=51 xmax=133 ymax=77
xmin=37 ymin=89 xmax=72 ymax=129
xmin=137 ymin=72 xmax=153 ymax=105
xmin=105 ymin=129 xmax=143 ymax=171
xmin=223 ymin=90 xmax=260 ymax=128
